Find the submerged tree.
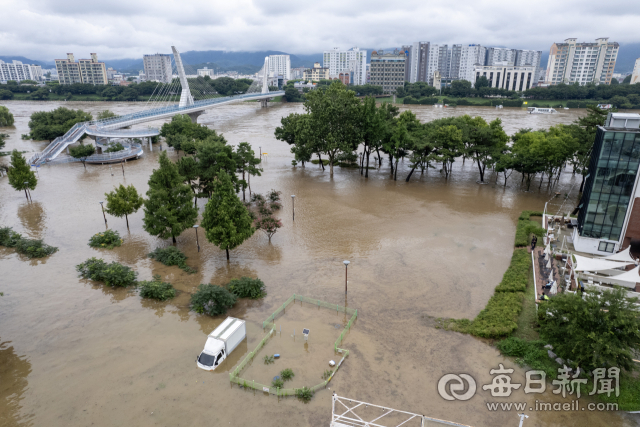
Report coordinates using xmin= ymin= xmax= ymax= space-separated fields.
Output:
xmin=201 ymin=171 xmax=255 ymax=260
xmin=105 ymin=184 xmax=144 ymax=230
xmin=235 ymin=142 xmax=262 ymax=201
xmin=7 ymin=150 xmax=37 ymax=200
xmin=27 ymin=107 xmax=92 ymax=142
xmin=0 ymin=106 xmax=14 ymax=127
xmin=69 ymin=142 xmax=96 ymax=169
xmin=143 ymin=151 xmax=198 ymax=243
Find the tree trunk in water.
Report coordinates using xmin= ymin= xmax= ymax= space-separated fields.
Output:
xmin=394 ymin=160 xmax=399 ymax=181
xmin=329 ymin=160 xmax=334 ymax=176
xmin=24 ymin=189 xmax=29 ymax=200
xmin=389 ymin=154 xmax=394 ymax=176
xmin=125 ymin=214 xmax=129 ymax=230
xmin=365 ymin=150 xmax=370 ymax=178
xmin=579 ymin=174 xmax=586 ymax=192
xmin=359 ymin=148 xmax=365 ymax=175
xmin=504 ymin=172 xmax=508 ymax=187
xmin=376 ymin=148 xmax=382 ymax=167
xmin=248 ymin=173 xmax=251 ymax=197
xmin=317 ymin=153 xmax=324 ymax=171
xmin=226 ymin=248 xmax=230 ymax=260
xmin=406 ymin=166 xmax=416 ymax=182
xmin=477 ymin=160 xmax=484 ymax=182
xmin=172 ymin=235 xmax=176 ymax=244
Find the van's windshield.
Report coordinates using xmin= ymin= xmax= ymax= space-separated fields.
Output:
xmin=198 ymin=352 xmax=216 ymax=366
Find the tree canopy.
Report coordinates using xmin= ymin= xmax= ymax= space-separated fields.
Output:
xmin=0 ymin=106 xmax=14 ymax=127
xmin=69 ymin=143 xmax=95 ymax=169
xmin=27 ymin=107 xmax=92 ymax=142
xmin=105 ymin=184 xmax=144 ymax=230
xmin=7 ymin=150 xmax=37 ymax=199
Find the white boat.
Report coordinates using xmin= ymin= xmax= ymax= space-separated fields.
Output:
xmin=529 ymin=107 xmax=558 ymax=114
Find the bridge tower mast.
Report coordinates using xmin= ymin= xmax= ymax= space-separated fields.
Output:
xmin=172 ymin=46 xmax=195 ymax=108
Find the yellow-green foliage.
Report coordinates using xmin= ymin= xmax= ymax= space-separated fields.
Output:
xmin=495 ymin=249 xmax=530 ymax=293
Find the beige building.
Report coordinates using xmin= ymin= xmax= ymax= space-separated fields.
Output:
xmin=303 ymin=63 xmax=329 ymax=82
xmin=472 ymin=65 xmax=536 ymax=91
xmin=369 ymin=49 xmax=406 ymax=94
xmin=545 ymin=38 xmax=619 ymax=85
xmin=55 ymin=53 xmax=107 ymax=85
xmin=632 ymin=59 xmax=640 ymax=85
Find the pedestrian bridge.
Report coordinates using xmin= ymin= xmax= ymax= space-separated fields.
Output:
xmin=29 ymin=46 xmax=283 ymax=166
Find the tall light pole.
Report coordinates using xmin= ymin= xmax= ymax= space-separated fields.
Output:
xmin=193 ymin=224 xmax=200 ymax=252
xmin=343 ymin=260 xmax=350 ymax=294
xmin=291 ymin=195 xmax=295 ymax=221
xmin=99 ymin=201 xmax=107 ymax=226
xmin=259 ymin=146 xmax=262 ymax=160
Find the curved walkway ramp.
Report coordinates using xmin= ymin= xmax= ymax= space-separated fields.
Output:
xmin=84 ymin=125 xmax=160 ymax=138
xmin=46 ymin=143 xmax=144 ymax=165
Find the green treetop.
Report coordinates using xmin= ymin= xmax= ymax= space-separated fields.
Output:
xmin=105 ymin=184 xmax=144 ymax=230
xmin=7 ymin=150 xmax=37 ymax=199
xmin=235 ymin=142 xmax=262 ymax=201
xmin=143 ymin=151 xmax=198 ymax=243
xmin=27 ymin=107 xmax=92 ymax=142
xmin=201 ymin=171 xmax=255 ymax=260
xmin=69 ymin=143 xmax=96 ymax=169
xmin=0 ymin=106 xmax=14 ymax=127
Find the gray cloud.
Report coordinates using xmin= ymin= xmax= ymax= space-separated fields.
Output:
xmin=1 ymin=0 xmax=639 ymax=61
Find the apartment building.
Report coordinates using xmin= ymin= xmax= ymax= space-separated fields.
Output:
xmin=458 ymin=45 xmax=487 ymax=83
xmin=143 ymin=54 xmax=173 ymax=84
xmin=0 ymin=60 xmax=41 ymax=82
xmin=485 ymin=47 xmax=516 ymax=66
xmin=369 ymin=49 xmax=406 ymax=94
xmin=546 ymin=38 xmax=619 ymax=85
xmin=631 ymin=59 xmax=640 ymax=85
xmin=55 ymin=54 xmax=82 ymax=85
xmin=197 ymin=67 xmax=215 ymax=78
xmin=268 ymin=55 xmax=291 ymax=80
xmin=303 ymin=63 xmax=329 ymax=81
xmin=323 ymin=47 xmax=367 ymax=85
xmin=472 ymin=65 xmax=536 ymax=91
xmin=78 ymin=53 xmax=108 ymax=85
xmin=291 ymin=67 xmax=308 ymax=80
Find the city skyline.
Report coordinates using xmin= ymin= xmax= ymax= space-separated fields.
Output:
xmin=1 ymin=0 xmax=639 ymax=60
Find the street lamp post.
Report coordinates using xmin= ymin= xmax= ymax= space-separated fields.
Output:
xmin=291 ymin=195 xmax=295 ymax=221
xmin=193 ymin=224 xmax=200 ymax=252
xmin=99 ymin=201 xmax=107 ymax=226
xmin=343 ymin=260 xmax=350 ymax=294
xmin=259 ymin=146 xmax=262 ymax=160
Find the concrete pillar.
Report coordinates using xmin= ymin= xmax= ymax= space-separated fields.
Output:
xmin=187 ymin=111 xmax=204 ymax=123
xmin=260 ymin=99 xmax=269 ymax=108
xmin=148 ymin=137 xmax=152 ymax=151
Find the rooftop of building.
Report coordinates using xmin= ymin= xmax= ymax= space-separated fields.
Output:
xmin=601 ymin=112 xmax=640 ymax=131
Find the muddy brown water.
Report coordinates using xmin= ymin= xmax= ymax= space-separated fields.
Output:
xmin=1 ymin=101 xmax=639 ymax=427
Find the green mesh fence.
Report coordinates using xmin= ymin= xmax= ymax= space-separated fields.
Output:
xmin=231 ymin=293 xmax=357 ymax=398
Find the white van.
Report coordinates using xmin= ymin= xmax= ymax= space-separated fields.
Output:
xmin=196 ymin=317 xmax=246 ymax=371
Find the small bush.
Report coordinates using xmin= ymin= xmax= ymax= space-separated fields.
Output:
xmin=267 ymin=189 xmax=282 ymax=203
xmin=0 ymin=227 xmax=21 ymax=247
xmin=467 ymin=292 xmax=524 ymax=338
xmin=272 ymin=378 xmax=284 ymax=388
xmin=496 ymin=337 xmax=558 ymax=379
xmin=16 ymin=239 xmax=58 ymax=258
xmin=76 ymin=257 xmax=137 ymax=287
xmin=105 ymin=142 xmax=125 ymax=153
xmin=0 ymin=227 xmax=58 ymax=258
xmin=88 ymin=229 xmax=123 ymax=249
xmin=280 ymin=368 xmax=294 ymax=381
xmin=190 ymin=284 xmax=237 ymax=316
xmin=148 ymin=246 xmax=196 ymax=273
xmin=296 ymin=387 xmax=314 ymax=402
xmin=226 ymin=277 xmax=266 ymax=299
xmin=263 ymin=355 xmax=274 ymax=364
xmin=514 ymin=211 xmax=544 ymax=247
xmin=138 ymin=274 xmax=176 ymax=301
xmin=322 ymin=369 xmax=333 ymax=380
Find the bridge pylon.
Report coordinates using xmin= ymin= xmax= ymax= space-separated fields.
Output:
xmin=172 ymin=46 xmax=195 ymax=108
xmin=261 ymin=57 xmax=269 ymax=94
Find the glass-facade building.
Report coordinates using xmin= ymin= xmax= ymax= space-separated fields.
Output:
xmin=577 ymin=124 xmax=640 ymax=251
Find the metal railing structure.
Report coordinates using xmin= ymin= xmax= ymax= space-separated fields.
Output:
xmin=46 ymin=143 xmax=144 ymax=165
xmin=331 ymin=394 xmax=472 ymax=427
xmin=230 ymin=294 xmax=357 ymax=397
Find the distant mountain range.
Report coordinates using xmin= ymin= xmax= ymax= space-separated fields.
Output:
xmin=2 ymin=42 xmax=638 ymax=75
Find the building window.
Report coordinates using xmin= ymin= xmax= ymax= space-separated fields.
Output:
xmin=598 ymin=242 xmax=616 ymax=253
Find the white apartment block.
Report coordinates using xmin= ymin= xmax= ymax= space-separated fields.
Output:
xmin=472 ymin=65 xmax=536 ymax=91
xmin=143 ymin=54 xmax=173 ymax=84
xmin=55 ymin=53 xmax=107 ymax=85
xmin=267 ymin=55 xmax=291 ymax=80
xmin=459 ymin=45 xmax=487 ymax=83
xmin=631 ymin=59 xmax=640 ymax=85
xmin=323 ymin=47 xmax=367 ymax=85
xmin=486 ymin=48 xmax=516 ymax=66
xmin=0 ymin=60 xmax=41 ymax=82
xmin=545 ymin=38 xmax=619 ymax=85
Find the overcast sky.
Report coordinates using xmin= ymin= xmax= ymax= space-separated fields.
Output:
xmin=1 ymin=0 xmax=639 ymax=60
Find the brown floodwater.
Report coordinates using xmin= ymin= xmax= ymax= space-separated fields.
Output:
xmin=1 ymin=100 xmax=639 ymax=427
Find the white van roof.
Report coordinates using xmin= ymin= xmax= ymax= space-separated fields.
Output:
xmin=209 ymin=317 xmax=244 ymax=341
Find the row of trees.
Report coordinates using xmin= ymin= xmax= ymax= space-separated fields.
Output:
xmin=524 ymin=81 xmax=640 ymax=101
xmin=275 ymin=81 xmax=606 ymax=189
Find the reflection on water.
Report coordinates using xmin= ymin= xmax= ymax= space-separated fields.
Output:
xmin=0 ymin=100 xmax=637 ymax=426
xmin=0 ymin=342 xmax=33 ymax=427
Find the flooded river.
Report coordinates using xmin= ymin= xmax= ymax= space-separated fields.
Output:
xmin=0 ymin=101 xmax=637 ymax=427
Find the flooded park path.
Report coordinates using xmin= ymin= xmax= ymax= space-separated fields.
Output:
xmin=1 ymin=100 xmax=638 ymax=426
